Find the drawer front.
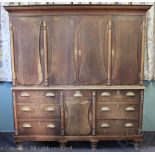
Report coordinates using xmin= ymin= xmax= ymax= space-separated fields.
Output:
xmin=96 ymin=102 xmax=140 ymax=119
xmin=18 ymin=120 xmax=60 ymax=135
xmin=63 ymin=90 xmax=92 ymax=99
xmin=97 ymin=90 xmax=140 ymax=102
xmin=96 ymin=120 xmax=138 ymax=136
xmin=16 ymin=90 xmax=60 ymax=104
xmin=17 ymin=104 xmax=60 ymax=119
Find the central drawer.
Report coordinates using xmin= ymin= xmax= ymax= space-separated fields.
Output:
xmin=18 ymin=120 xmax=61 ymax=135
xmin=17 ymin=104 xmax=60 ymax=119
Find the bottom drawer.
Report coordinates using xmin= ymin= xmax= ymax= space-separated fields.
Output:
xmin=96 ymin=120 xmax=139 ymax=136
xmin=18 ymin=120 xmax=60 ymax=135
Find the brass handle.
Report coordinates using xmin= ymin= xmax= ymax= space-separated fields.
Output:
xmin=124 ymin=123 xmax=134 ymax=128
xmin=45 ymin=92 xmax=55 ymax=97
xmin=101 ymin=106 xmax=110 ymax=111
xmin=45 ymin=107 xmax=55 ymax=112
xmin=126 ymin=92 xmax=135 ymax=97
xmin=74 ymin=91 xmax=83 ymax=97
xmin=125 ymin=107 xmax=135 ymax=111
xmin=20 ymin=92 xmax=30 ymax=97
xmin=74 ymin=50 xmax=78 ymax=55
xmin=22 ymin=123 xmax=32 ymax=128
xmin=100 ymin=123 xmax=110 ymax=128
xmin=101 ymin=92 xmax=111 ymax=97
xmin=21 ymin=107 xmax=31 ymax=112
xmin=47 ymin=123 xmax=55 ymax=128
xmin=40 ymin=50 xmax=44 ymax=55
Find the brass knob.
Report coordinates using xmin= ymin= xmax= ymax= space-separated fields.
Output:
xmin=20 ymin=92 xmax=30 ymax=97
xmin=47 ymin=123 xmax=55 ymax=128
xmin=101 ymin=106 xmax=110 ymax=112
xmin=124 ymin=123 xmax=134 ymax=128
xmin=101 ymin=92 xmax=111 ymax=97
xmin=45 ymin=107 xmax=55 ymax=112
xmin=22 ymin=123 xmax=32 ymax=128
xmin=100 ymin=123 xmax=110 ymax=128
xmin=45 ymin=92 xmax=55 ymax=97
xmin=125 ymin=107 xmax=135 ymax=111
xmin=21 ymin=107 xmax=31 ymax=112
xmin=126 ymin=92 xmax=135 ymax=97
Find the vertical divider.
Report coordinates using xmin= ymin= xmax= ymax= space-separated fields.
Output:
xmin=60 ymin=91 xmax=65 ymax=135
xmin=43 ymin=21 xmax=48 ymax=86
xmin=10 ymin=22 xmax=16 ymax=86
xmin=92 ymin=91 xmax=96 ymax=135
xmin=107 ymin=17 xmax=112 ymax=85
xmin=13 ymin=91 xmax=18 ymax=135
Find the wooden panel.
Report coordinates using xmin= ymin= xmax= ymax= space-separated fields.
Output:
xmin=12 ymin=17 xmax=44 ymax=85
xmin=97 ymin=90 xmax=140 ymax=102
xmin=111 ymin=16 xmax=142 ymax=85
xmin=96 ymin=120 xmax=138 ymax=136
xmin=79 ymin=16 xmax=108 ymax=85
xmin=17 ymin=104 xmax=60 ymax=119
xmin=65 ymin=99 xmax=91 ymax=135
xmin=96 ymin=102 xmax=140 ymax=119
xmin=18 ymin=120 xmax=60 ymax=135
xmin=16 ymin=90 xmax=60 ymax=104
xmin=47 ymin=16 xmax=77 ymax=85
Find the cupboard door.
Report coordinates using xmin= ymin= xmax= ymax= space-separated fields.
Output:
xmin=47 ymin=16 xmax=77 ymax=85
xmin=79 ymin=16 xmax=108 ymax=85
xmin=12 ymin=17 xmax=44 ymax=86
xmin=111 ymin=16 xmax=142 ymax=85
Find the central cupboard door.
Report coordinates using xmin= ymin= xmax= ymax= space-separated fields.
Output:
xmin=48 ymin=16 xmax=108 ymax=85
xmin=78 ymin=16 xmax=108 ymax=85
xmin=47 ymin=16 xmax=77 ymax=85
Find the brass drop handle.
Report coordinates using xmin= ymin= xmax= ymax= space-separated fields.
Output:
xmin=21 ymin=107 xmax=31 ymax=112
xmin=74 ymin=91 xmax=83 ymax=98
xmin=124 ymin=123 xmax=134 ymax=128
xmin=47 ymin=123 xmax=55 ymax=128
xmin=45 ymin=107 xmax=55 ymax=112
xmin=100 ymin=123 xmax=110 ymax=128
xmin=101 ymin=106 xmax=110 ymax=111
xmin=20 ymin=92 xmax=30 ymax=97
xmin=101 ymin=92 xmax=111 ymax=97
xmin=125 ymin=107 xmax=135 ymax=111
xmin=45 ymin=92 xmax=55 ymax=97
xmin=126 ymin=92 xmax=135 ymax=97
xmin=22 ymin=123 xmax=32 ymax=128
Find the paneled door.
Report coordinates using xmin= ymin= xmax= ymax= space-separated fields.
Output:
xmin=47 ymin=16 xmax=78 ymax=85
xmin=111 ymin=16 xmax=142 ymax=85
xmin=12 ymin=17 xmax=44 ymax=86
xmin=78 ymin=16 xmax=109 ymax=85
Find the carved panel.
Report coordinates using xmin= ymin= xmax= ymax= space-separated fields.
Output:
xmin=79 ymin=16 xmax=108 ymax=85
xmin=65 ymin=99 xmax=91 ymax=135
xmin=12 ymin=17 xmax=43 ymax=85
xmin=111 ymin=16 xmax=142 ymax=85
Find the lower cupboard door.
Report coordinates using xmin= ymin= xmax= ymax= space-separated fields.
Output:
xmin=96 ymin=120 xmax=139 ymax=136
xmin=18 ymin=120 xmax=60 ymax=135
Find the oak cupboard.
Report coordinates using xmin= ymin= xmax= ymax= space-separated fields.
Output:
xmin=5 ymin=4 xmax=151 ymax=150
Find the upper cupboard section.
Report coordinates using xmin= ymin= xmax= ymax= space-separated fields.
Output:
xmin=11 ymin=15 xmax=143 ymax=86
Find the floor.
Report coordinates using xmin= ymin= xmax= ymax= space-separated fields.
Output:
xmin=0 ymin=133 xmax=155 ymax=152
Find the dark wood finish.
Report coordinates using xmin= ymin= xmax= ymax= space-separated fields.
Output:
xmin=6 ymin=5 xmax=150 ymax=149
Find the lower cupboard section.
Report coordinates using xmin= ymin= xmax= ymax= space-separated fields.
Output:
xmin=18 ymin=120 xmax=61 ymax=135
xmin=96 ymin=120 xmax=139 ymax=136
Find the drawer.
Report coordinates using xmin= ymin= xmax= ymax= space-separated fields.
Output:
xmin=97 ymin=90 xmax=140 ymax=102
xmin=18 ymin=120 xmax=60 ymax=135
xmin=63 ymin=90 xmax=91 ymax=99
xmin=17 ymin=104 xmax=60 ymax=119
xmin=16 ymin=90 xmax=60 ymax=104
xmin=96 ymin=102 xmax=140 ymax=119
xmin=96 ymin=120 xmax=138 ymax=136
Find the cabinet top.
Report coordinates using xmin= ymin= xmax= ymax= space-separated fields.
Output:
xmin=5 ymin=5 xmax=152 ymax=14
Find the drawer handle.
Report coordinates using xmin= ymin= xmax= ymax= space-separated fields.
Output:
xmin=74 ymin=91 xmax=83 ymax=97
xmin=101 ymin=107 xmax=110 ymax=111
xmin=20 ymin=92 xmax=30 ymax=97
xmin=21 ymin=107 xmax=31 ymax=112
xmin=45 ymin=107 xmax=55 ymax=112
xmin=124 ymin=123 xmax=134 ymax=128
xmin=22 ymin=123 xmax=32 ymax=128
xmin=126 ymin=92 xmax=135 ymax=97
xmin=45 ymin=92 xmax=55 ymax=97
xmin=125 ymin=107 xmax=135 ymax=111
xmin=47 ymin=124 xmax=55 ymax=128
xmin=100 ymin=123 xmax=110 ymax=128
xmin=101 ymin=92 xmax=110 ymax=97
